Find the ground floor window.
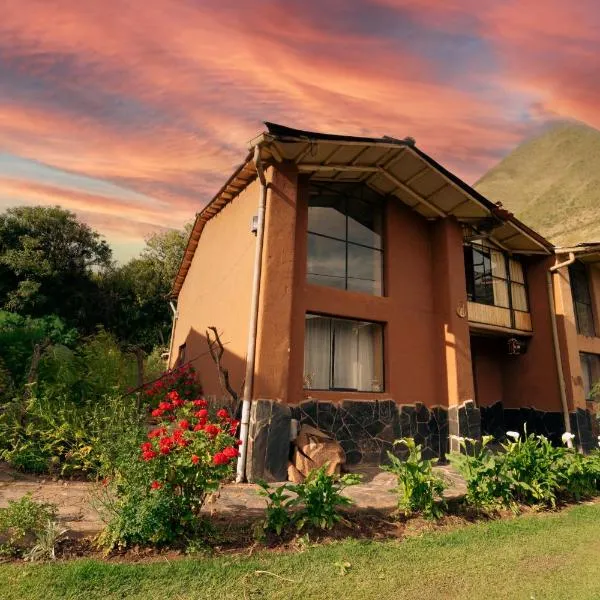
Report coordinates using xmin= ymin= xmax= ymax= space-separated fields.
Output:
xmin=580 ymin=352 xmax=600 ymax=399
xmin=303 ymin=314 xmax=384 ymax=392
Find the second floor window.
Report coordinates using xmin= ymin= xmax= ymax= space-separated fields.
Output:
xmin=464 ymin=242 xmax=528 ymax=312
xmin=569 ymin=261 xmax=595 ymax=336
xmin=307 ymin=182 xmax=383 ymax=296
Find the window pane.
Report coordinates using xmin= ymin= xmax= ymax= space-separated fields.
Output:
xmin=576 ymin=302 xmax=596 ymax=337
xmin=357 ymin=322 xmax=384 ymax=392
xmin=472 ymin=247 xmax=494 ymax=305
xmin=509 ymin=258 xmax=525 ymax=284
xmin=580 ymin=352 xmax=600 ymax=399
xmin=511 ymin=283 xmax=528 ymax=311
xmin=303 ymin=316 xmax=331 ymax=389
xmin=304 ymin=314 xmax=384 ymax=392
xmin=308 ymin=194 xmax=346 ymax=240
xmin=307 ymin=233 xmax=346 ymax=289
xmin=347 ymin=244 xmax=382 ymax=295
xmin=332 ymin=318 xmax=357 ymax=389
xmin=346 ymin=196 xmax=382 ymax=249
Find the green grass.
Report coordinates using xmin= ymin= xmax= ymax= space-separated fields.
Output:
xmin=2 ymin=503 xmax=600 ymax=600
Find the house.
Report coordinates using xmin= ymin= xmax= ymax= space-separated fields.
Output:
xmin=168 ymin=122 xmax=598 ymax=481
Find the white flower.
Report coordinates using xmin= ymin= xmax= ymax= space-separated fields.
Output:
xmin=450 ymin=435 xmax=465 ymax=443
xmin=506 ymin=431 xmax=520 ymax=441
xmin=597 ymin=435 xmax=600 ymax=448
xmin=561 ymin=432 xmax=575 ymax=445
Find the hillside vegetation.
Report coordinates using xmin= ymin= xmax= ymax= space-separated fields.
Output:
xmin=474 ymin=121 xmax=600 ymax=246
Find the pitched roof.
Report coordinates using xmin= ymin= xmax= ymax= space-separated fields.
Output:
xmin=171 ymin=122 xmax=553 ymax=297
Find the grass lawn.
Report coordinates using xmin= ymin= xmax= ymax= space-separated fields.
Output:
xmin=2 ymin=502 xmax=600 ymax=600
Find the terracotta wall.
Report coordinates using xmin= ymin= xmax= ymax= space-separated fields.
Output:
xmin=170 ymin=179 xmax=260 ymax=398
xmin=254 ymin=166 xmax=474 ymax=409
xmin=502 ymin=256 xmax=563 ymax=412
xmin=471 ymin=336 xmax=504 ymax=408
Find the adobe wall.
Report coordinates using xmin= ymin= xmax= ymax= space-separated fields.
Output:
xmin=169 ymin=179 xmax=260 ymax=400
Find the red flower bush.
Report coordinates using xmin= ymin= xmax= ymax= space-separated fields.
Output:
xmin=137 ymin=385 xmax=241 ymax=519
xmin=142 ymin=363 xmax=204 ymax=409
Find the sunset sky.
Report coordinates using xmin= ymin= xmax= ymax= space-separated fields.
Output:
xmin=1 ymin=0 xmax=599 ymax=261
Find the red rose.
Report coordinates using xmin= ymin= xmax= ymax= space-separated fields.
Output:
xmin=193 ymin=423 xmax=204 ymax=432
xmin=158 ymin=402 xmax=173 ymax=411
xmin=204 ymin=424 xmax=221 ymax=438
xmin=216 ymin=408 xmax=230 ymax=420
xmin=212 ymin=452 xmax=229 ymax=466
xmin=177 ymin=438 xmax=188 ymax=447
xmin=178 ymin=419 xmax=190 ymax=430
xmin=222 ymin=446 xmax=239 ymax=459
xmin=193 ymin=399 xmax=208 ymax=408
xmin=194 ymin=409 xmax=208 ymax=419
xmin=191 ymin=454 xmax=200 ymax=465
xmin=142 ymin=450 xmax=157 ymax=461
xmin=140 ymin=442 xmax=153 ymax=452
xmin=236 ymin=439 xmax=243 ymax=446
xmin=148 ymin=427 xmax=166 ymax=439
xmin=229 ymin=419 xmax=240 ymax=435
xmin=150 ymin=481 xmax=162 ymax=490
xmin=159 ymin=446 xmax=171 ymax=455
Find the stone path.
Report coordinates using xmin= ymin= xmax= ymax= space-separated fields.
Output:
xmin=0 ymin=463 xmax=466 ymax=536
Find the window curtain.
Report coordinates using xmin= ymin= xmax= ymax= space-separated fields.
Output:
xmin=357 ymin=323 xmax=382 ymax=391
xmin=304 ymin=317 xmax=331 ymax=389
xmin=332 ymin=319 xmax=357 ymax=389
xmin=490 ymin=250 xmax=509 ymax=308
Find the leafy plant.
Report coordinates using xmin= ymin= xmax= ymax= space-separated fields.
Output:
xmin=381 ymin=438 xmax=446 ymax=519
xmin=257 ymin=467 xmax=361 ymax=534
xmin=289 ymin=467 xmax=361 ymax=531
xmin=449 ymin=435 xmax=508 ymax=511
xmin=98 ymin=390 xmax=240 ymax=549
xmin=23 ymin=520 xmax=67 ymax=562
xmin=0 ymin=494 xmax=58 ymax=557
xmin=257 ymin=481 xmax=294 ymax=535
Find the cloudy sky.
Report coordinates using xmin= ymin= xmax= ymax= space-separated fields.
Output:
xmin=1 ymin=0 xmax=598 ymax=261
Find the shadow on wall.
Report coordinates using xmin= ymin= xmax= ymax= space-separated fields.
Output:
xmin=177 ymin=327 xmax=256 ymax=410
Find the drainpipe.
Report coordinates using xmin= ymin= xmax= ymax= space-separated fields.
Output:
xmin=236 ymin=144 xmax=267 ymax=482
xmin=165 ymin=300 xmax=178 ymax=365
xmin=547 ymin=252 xmax=576 ymax=448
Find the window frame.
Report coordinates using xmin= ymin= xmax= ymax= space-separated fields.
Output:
xmin=569 ymin=261 xmax=596 ymax=337
xmin=303 ymin=313 xmax=385 ymax=393
xmin=580 ymin=352 xmax=600 ymax=400
xmin=306 ymin=181 xmax=385 ymax=296
xmin=464 ymin=241 xmax=530 ymax=320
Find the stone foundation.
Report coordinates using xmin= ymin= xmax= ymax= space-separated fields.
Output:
xmin=480 ymin=400 xmax=596 ymax=451
xmin=246 ymin=398 xmax=597 ymax=482
xmin=291 ymin=399 xmax=449 ymax=465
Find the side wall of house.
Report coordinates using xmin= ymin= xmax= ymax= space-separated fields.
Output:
xmin=170 ymin=179 xmax=260 ymax=400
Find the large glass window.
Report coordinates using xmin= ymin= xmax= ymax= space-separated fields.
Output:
xmin=569 ymin=261 xmax=595 ymax=336
xmin=307 ymin=182 xmax=383 ymax=295
xmin=580 ymin=352 xmax=600 ymax=399
xmin=303 ymin=314 xmax=384 ymax=392
xmin=464 ymin=242 xmax=528 ymax=312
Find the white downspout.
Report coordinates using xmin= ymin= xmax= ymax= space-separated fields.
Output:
xmin=165 ymin=300 xmax=178 ymax=365
xmin=547 ymin=252 xmax=576 ymax=448
xmin=236 ymin=145 xmax=267 ymax=482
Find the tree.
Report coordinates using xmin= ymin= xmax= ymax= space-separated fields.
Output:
xmin=97 ymin=223 xmax=191 ymax=354
xmin=0 ymin=206 xmax=112 ymax=329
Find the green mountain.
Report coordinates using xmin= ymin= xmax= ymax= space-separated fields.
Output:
xmin=474 ymin=121 xmax=600 ymax=247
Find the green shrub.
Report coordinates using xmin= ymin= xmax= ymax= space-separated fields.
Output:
xmin=257 ymin=481 xmax=294 ymax=536
xmin=0 ymin=494 xmax=58 ymax=557
xmin=451 ymin=432 xmax=600 ymax=511
xmin=0 ymin=392 xmax=144 ymax=477
xmin=289 ymin=467 xmax=361 ymax=531
xmin=449 ymin=435 xmax=508 ymax=511
xmin=257 ymin=467 xmax=360 ymax=535
xmin=381 ymin=438 xmax=446 ymax=519
xmin=98 ymin=391 xmax=240 ymax=549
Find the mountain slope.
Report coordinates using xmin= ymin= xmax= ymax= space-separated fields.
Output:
xmin=474 ymin=121 xmax=600 ymax=246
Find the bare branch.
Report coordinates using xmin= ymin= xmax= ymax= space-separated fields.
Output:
xmin=206 ymin=326 xmax=240 ymax=411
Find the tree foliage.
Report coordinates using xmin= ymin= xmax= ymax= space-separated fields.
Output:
xmin=0 ymin=206 xmax=111 ymax=329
